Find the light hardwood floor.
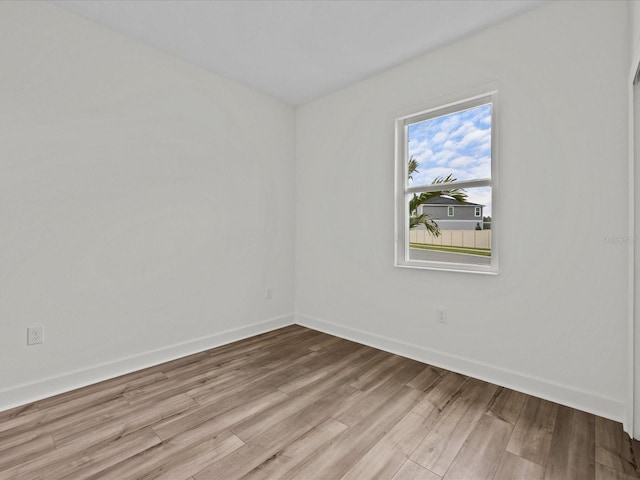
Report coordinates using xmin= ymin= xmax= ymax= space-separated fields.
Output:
xmin=1 ymin=325 xmax=638 ymax=479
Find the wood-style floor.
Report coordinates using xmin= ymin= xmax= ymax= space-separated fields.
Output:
xmin=1 ymin=325 xmax=638 ymax=480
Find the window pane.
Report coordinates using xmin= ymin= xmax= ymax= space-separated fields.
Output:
xmin=407 ymin=103 xmax=492 ymax=188
xmin=408 ymin=186 xmax=492 ymax=266
xmin=396 ymin=91 xmax=497 ymax=273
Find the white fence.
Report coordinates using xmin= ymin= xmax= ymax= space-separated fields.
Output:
xmin=409 ymin=229 xmax=491 ymax=249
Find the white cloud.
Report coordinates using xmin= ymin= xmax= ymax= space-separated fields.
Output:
xmin=423 ymin=166 xmax=454 ymax=180
xmin=432 ymin=131 xmax=448 ymax=144
xmin=407 ymin=102 xmax=492 ymax=188
xmin=461 ymin=127 xmax=490 ymax=148
xmin=465 ymin=156 xmax=492 ymax=179
xmin=451 ymin=121 xmax=475 ymax=139
xmin=432 ymin=148 xmax=457 ymax=163
xmin=449 ymin=156 xmax=476 ymax=167
xmin=438 ymin=113 xmax=462 ymax=132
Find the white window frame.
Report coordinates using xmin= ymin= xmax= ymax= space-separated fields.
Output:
xmin=394 ymin=90 xmax=499 ymax=274
xmin=447 ymin=206 xmax=455 ymax=217
xmin=475 ymin=206 xmax=482 ymax=217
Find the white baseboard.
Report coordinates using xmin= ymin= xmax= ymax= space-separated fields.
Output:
xmin=295 ymin=313 xmax=626 ymax=423
xmin=3 ymin=312 xmax=626 ymax=425
xmin=0 ymin=314 xmax=295 ymax=412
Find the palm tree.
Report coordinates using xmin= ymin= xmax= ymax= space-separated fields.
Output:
xmin=408 ymin=157 xmax=468 ymax=237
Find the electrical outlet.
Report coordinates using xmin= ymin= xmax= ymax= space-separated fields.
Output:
xmin=266 ymin=288 xmax=273 ymax=300
xmin=27 ymin=326 xmax=44 ymax=345
xmin=436 ymin=309 xmax=448 ymax=324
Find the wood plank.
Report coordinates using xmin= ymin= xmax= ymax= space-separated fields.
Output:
xmin=50 ymin=393 xmax=193 ymax=446
xmin=441 ymin=414 xmax=513 ymax=479
xmin=391 ymin=459 xmax=441 ymax=480
xmin=410 ymin=378 xmax=499 ymax=476
xmin=406 ymin=365 xmax=446 ymax=392
xmin=335 ymin=358 xmax=428 ymax=427
xmin=240 ymin=418 xmax=348 ymax=480
xmin=544 ymin=405 xmax=595 ymax=480
xmin=411 ymin=371 xmax=468 ymax=418
xmin=307 ymin=335 xmax=343 ymax=352
xmin=493 ymin=451 xmax=545 ymax=480
xmin=90 ymin=429 xmax=244 ymax=480
xmin=633 ymin=439 xmax=640 ymax=476
xmin=186 ymin=368 xmax=275 ymax=403
xmin=152 ymin=390 xmax=289 ymax=441
xmin=277 ymin=360 xmax=348 ymax=395
xmin=0 ymin=422 xmax=126 ymax=479
xmin=186 ymin=349 xmax=317 ymax=406
xmin=596 ymin=462 xmax=639 ymax=480
xmin=162 ymin=347 xmax=270 ymax=380
xmin=485 ymin=386 xmax=527 ymax=425
xmin=49 ymin=428 xmax=162 ymax=480
xmin=41 ymin=397 xmax=131 ymax=445
xmin=291 ymin=338 xmax=373 ymax=373
xmin=0 ymin=425 xmax=48 ymax=452
xmin=124 ymin=372 xmax=233 ymax=406
xmin=0 ymin=409 xmax=45 ymax=436
xmin=229 ymin=348 xmax=384 ymax=442
xmin=110 ymin=393 xmax=195 ymax=438
xmin=276 ymin=386 xmax=422 ymax=480
xmin=192 ymin=383 xmax=359 ymax=479
xmin=506 ymin=395 xmax=558 ymax=466
xmin=35 ymin=371 xmax=168 ymax=413
xmin=340 ymin=412 xmax=432 ymax=480
xmin=230 ymin=378 xmax=349 ymax=444
xmin=0 ymin=433 xmax=55 ymax=472
xmin=0 ymin=373 xmax=164 ymax=439
xmin=135 ymin=432 xmax=242 ymax=480
xmin=0 ymin=403 xmax=39 ymax=423
xmin=348 ymin=352 xmax=405 ymax=391
xmin=595 ymin=416 xmax=639 ymax=477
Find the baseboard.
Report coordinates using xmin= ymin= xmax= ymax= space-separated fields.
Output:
xmin=296 ymin=313 xmax=626 ymax=423
xmin=3 ymin=312 xmax=626 ymax=424
xmin=0 ymin=314 xmax=295 ymax=412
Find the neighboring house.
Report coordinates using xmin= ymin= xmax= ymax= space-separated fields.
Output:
xmin=417 ymin=196 xmax=484 ymax=230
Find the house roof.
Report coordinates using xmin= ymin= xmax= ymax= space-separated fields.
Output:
xmin=421 ymin=196 xmax=483 ymax=207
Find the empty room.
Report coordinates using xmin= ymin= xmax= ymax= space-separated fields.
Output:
xmin=2 ymin=0 xmax=640 ymax=478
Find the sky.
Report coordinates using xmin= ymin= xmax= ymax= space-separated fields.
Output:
xmin=407 ymin=102 xmax=492 ymax=216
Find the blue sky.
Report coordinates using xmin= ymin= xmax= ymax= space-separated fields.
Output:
xmin=408 ymin=103 xmax=492 ymax=215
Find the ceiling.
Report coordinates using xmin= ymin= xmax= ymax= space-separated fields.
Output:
xmin=52 ymin=0 xmax=547 ymax=106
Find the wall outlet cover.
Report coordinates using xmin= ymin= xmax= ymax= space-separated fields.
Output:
xmin=27 ymin=326 xmax=44 ymax=345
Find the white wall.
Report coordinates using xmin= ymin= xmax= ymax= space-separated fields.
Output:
xmin=631 ymin=0 xmax=640 ymax=437
xmin=632 ymin=1 xmax=640 ymax=66
xmin=296 ymin=1 xmax=630 ymax=421
xmin=0 ymin=1 xmax=295 ymax=409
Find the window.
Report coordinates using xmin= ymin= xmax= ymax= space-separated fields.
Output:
xmin=394 ymin=91 xmax=498 ymax=274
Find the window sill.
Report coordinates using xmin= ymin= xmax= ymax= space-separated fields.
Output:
xmin=394 ymin=260 xmax=499 ymax=275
